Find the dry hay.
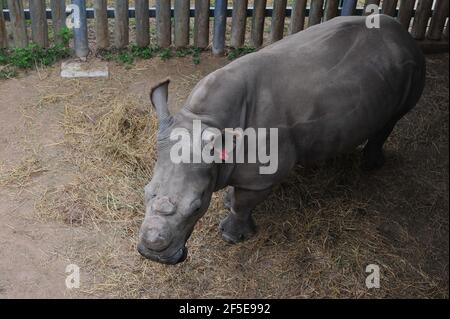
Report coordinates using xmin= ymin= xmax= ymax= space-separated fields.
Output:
xmin=28 ymin=53 xmax=449 ymax=298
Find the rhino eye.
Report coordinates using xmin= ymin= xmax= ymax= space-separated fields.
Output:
xmin=190 ymin=199 xmax=202 ymax=212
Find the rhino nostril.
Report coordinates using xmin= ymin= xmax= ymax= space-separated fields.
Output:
xmin=144 ymin=229 xmax=171 ymax=252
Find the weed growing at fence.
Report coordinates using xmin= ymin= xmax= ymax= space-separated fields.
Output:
xmin=227 ymin=46 xmax=256 ymax=61
xmin=0 ymin=28 xmax=72 ymax=79
xmin=98 ymin=46 xmax=202 ymax=65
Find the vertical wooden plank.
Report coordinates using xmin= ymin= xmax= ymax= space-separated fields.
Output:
xmin=308 ymin=0 xmax=324 ymax=27
xmin=397 ymin=0 xmax=416 ymax=30
xmin=341 ymin=0 xmax=357 ymax=16
xmin=324 ymin=0 xmax=339 ymax=21
xmin=156 ymin=0 xmax=171 ymax=48
xmin=290 ymin=0 xmax=306 ymax=34
xmin=7 ymin=0 xmax=28 ymax=48
xmin=427 ymin=0 xmax=449 ymax=40
xmin=0 ymin=5 xmax=7 ymax=48
xmin=270 ymin=0 xmax=286 ymax=43
xmin=213 ymin=0 xmax=227 ymax=55
xmin=194 ymin=0 xmax=210 ymax=49
xmin=29 ymin=0 xmax=48 ymax=47
xmin=136 ymin=0 xmax=150 ymax=47
xmin=411 ymin=0 xmax=433 ymax=40
xmin=50 ymin=0 xmax=66 ymax=45
xmin=94 ymin=0 xmax=109 ymax=49
xmin=114 ymin=0 xmax=129 ymax=48
xmin=231 ymin=0 xmax=247 ymax=48
xmin=174 ymin=0 xmax=189 ymax=48
xmin=251 ymin=0 xmax=266 ymax=48
xmin=381 ymin=0 xmax=398 ymax=17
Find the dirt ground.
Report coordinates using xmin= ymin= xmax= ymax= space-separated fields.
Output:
xmin=0 ymin=52 xmax=448 ymax=298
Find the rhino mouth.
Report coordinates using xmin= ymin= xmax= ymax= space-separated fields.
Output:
xmin=137 ymin=243 xmax=188 ymax=265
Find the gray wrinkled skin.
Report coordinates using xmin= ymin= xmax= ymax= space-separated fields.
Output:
xmin=138 ymin=15 xmax=426 ymax=264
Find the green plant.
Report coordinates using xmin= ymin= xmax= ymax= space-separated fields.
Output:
xmin=227 ymin=46 xmax=256 ymax=61
xmin=130 ymin=45 xmax=155 ymax=59
xmin=117 ymin=51 xmax=134 ymax=65
xmin=158 ymin=48 xmax=172 ymax=61
xmin=0 ymin=40 xmax=71 ymax=78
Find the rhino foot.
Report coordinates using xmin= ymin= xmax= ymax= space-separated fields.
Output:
xmin=219 ymin=213 xmax=256 ymax=244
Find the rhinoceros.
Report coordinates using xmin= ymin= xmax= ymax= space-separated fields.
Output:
xmin=137 ymin=15 xmax=425 ymax=264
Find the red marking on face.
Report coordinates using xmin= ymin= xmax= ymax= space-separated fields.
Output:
xmin=219 ymin=149 xmax=229 ymax=161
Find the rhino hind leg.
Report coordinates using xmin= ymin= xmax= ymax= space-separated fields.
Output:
xmin=362 ymin=119 xmax=398 ymax=171
xmin=219 ymin=187 xmax=271 ymax=244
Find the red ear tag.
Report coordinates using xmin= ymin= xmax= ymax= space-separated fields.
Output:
xmin=219 ymin=149 xmax=229 ymax=161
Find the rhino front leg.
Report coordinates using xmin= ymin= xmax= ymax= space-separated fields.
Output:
xmin=219 ymin=187 xmax=271 ymax=244
xmin=222 ymin=187 xmax=233 ymax=209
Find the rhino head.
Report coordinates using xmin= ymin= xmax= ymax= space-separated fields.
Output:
xmin=137 ymin=79 xmax=228 ymax=264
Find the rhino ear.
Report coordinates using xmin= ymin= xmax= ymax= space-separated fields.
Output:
xmin=150 ymin=78 xmax=171 ymax=120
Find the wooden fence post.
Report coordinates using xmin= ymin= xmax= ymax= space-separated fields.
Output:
xmin=156 ymin=0 xmax=171 ymax=48
xmin=7 ymin=0 xmax=27 ymax=48
xmin=427 ymin=0 xmax=449 ymax=40
xmin=324 ymin=0 xmax=339 ymax=21
xmin=341 ymin=0 xmax=357 ymax=16
xmin=194 ymin=0 xmax=210 ymax=49
xmin=411 ymin=0 xmax=433 ymax=40
xmin=50 ymin=0 xmax=66 ymax=45
xmin=213 ymin=0 xmax=227 ymax=55
xmin=0 ymin=4 xmax=7 ymax=48
xmin=308 ymin=0 xmax=324 ymax=27
xmin=251 ymin=0 xmax=266 ymax=48
xmin=29 ymin=0 xmax=48 ymax=47
xmin=270 ymin=0 xmax=286 ymax=43
xmin=397 ymin=0 xmax=416 ymax=30
xmin=290 ymin=0 xmax=306 ymax=34
xmin=231 ymin=0 xmax=247 ymax=48
xmin=381 ymin=0 xmax=398 ymax=17
xmin=94 ymin=0 xmax=108 ymax=49
xmin=114 ymin=0 xmax=129 ymax=48
xmin=136 ymin=0 xmax=150 ymax=47
xmin=174 ymin=0 xmax=189 ymax=48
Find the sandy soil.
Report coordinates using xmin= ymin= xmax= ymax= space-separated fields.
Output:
xmin=0 ymin=52 xmax=448 ymax=298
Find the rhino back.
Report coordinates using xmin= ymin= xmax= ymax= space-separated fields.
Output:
xmin=223 ymin=15 xmax=425 ymax=162
xmin=183 ymin=15 xmax=424 ymax=183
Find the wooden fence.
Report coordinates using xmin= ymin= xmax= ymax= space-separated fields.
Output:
xmin=1 ymin=0 xmax=449 ymax=56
